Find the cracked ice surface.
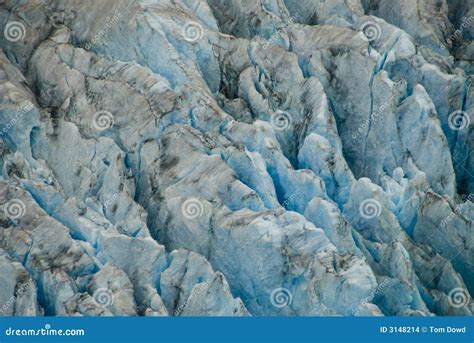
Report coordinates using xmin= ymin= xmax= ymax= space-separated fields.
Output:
xmin=0 ymin=0 xmax=472 ymax=317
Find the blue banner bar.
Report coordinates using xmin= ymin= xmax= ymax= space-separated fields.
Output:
xmin=0 ymin=317 xmax=472 ymax=343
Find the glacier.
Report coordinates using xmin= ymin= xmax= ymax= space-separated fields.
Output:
xmin=0 ymin=0 xmax=472 ymax=317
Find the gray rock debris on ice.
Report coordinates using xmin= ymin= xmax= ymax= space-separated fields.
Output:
xmin=0 ymin=0 xmax=472 ymax=316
